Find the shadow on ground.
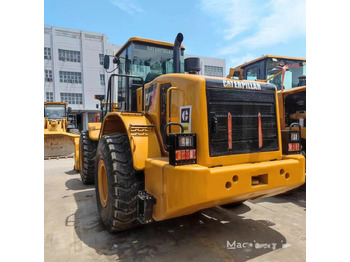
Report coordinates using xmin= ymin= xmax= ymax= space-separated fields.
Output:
xmin=251 ymin=184 xmax=306 ymax=209
xmin=65 ymin=169 xmax=79 ymax=176
xmin=68 ymin=173 xmax=289 ymax=262
xmin=65 ymin=178 xmax=94 ymax=191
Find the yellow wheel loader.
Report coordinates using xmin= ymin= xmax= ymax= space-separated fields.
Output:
xmin=227 ymin=55 xmax=306 ymax=156
xmin=75 ymin=34 xmax=305 ymax=232
xmin=44 ymin=102 xmax=79 ymax=159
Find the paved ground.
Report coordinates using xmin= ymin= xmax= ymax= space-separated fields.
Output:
xmin=44 ymin=158 xmax=306 ymax=262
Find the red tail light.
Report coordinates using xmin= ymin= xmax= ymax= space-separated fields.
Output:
xmin=175 ymin=150 xmax=181 ymax=160
xmin=185 ymin=150 xmax=190 ymax=160
xmin=181 ymin=150 xmax=186 ymax=160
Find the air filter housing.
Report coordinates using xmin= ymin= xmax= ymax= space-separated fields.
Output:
xmin=185 ymin=57 xmax=201 ymax=74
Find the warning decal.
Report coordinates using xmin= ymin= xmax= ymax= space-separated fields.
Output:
xmin=180 ymin=106 xmax=192 ymax=133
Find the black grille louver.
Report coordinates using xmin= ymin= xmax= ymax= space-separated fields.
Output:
xmin=206 ymin=85 xmax=279 ymax=157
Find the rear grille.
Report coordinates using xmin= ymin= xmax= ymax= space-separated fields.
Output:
xmin=206 ymin=87 xmax=279 ymax=157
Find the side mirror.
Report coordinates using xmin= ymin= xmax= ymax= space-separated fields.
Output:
xmin=233 ymin=71 xmax=241 ymax=78
xmin=104 ymin=55 xmax=110 ymax=69
xmin=94 ymin=94 xmax=105 ymax=101
xmin=67 ymin=107 xmax=72 ymax=114
xmin=227 ymin=68 xmax=243 ymax=80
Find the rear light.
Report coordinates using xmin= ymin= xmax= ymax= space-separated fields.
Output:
xmin=175 ymin=150 xmax=181 ymax=160
xmin=169 ymin=133 xmax=197 ymax=166
xmin=181 ymin=150 xmax=186 ymax=160
xmin=189 ymin=149 xmax=194 ymax=159
xmin=290 ymin=132 xmax=299 ymax=141
xmin=287 ymin=123 xmax=301 ymax=154
xmin=179 ymin=136 xmax=186 ymax=147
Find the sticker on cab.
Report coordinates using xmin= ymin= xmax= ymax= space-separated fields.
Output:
xmin=180 ymin=105 xmax=192 ymax=133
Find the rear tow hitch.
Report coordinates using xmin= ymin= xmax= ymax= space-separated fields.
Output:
xmin=137 ymin=191 xmax=156 ymax=224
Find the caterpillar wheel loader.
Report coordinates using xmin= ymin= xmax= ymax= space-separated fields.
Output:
xmin=75 ymin=34 xmax=305 ymax=233
xmin=227 ymin=55 xmax=306 ymax=156
xmin=44 ymin=102 xmax=79 ymax=159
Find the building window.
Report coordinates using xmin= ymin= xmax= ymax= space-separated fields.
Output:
xmin=46 ymin=92 xmax=53 ymax=102
xmin=60 ymin=93 xmax=83 ymax=105
xmin=58 ymin=49 xmax=81 ymax=62
xmin=45 ymin=70 xmax=53 ymax=82
xmin=44 ymin=47 xmax=51 ymax=60
xmin=99 ymin=54 xmax=104 ymax=65
xmin=59 ymin=71 xmax=82 ymax=84
xmin=204 ymin=65 xmax=223 ymax=77
xmin=100 ymin=74 xmax=105 ymax=85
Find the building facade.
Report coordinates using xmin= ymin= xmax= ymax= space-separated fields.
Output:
xmin=44 ymin=25 xmax=225 ymax=130
xmin=184 ymin=55 xmax=226 ymax=77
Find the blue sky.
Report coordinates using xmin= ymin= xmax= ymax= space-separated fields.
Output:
xmin=44 ymin=0 xmax=305 ymax=74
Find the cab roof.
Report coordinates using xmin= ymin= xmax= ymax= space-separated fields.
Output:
xmin=235 ymin=54 xmax=306 ymax=69
xmin=115 ymin=37 xmax=185 ymax=57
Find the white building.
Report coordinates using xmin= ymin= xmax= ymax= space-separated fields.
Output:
xmin=185 ymin=55 xmax=226 ymax=77
xmin=44 ymin=25 xmax=225 ymax=130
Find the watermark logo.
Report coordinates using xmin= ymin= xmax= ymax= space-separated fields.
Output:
xmin=226 ymin=240 xmax=289 ymax=251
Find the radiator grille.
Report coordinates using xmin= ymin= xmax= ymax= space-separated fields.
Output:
xmin=206 ymin=87 xmax=279 ymax=157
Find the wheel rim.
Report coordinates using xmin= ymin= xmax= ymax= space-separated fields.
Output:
xmin=98 ymin=159 xmax=108 ymax=208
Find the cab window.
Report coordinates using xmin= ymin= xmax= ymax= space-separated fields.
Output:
xmin=245 ymin=66 xmax=258 ymax=81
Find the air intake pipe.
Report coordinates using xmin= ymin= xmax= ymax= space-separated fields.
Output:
xmin=173 ymin=33 xmax=183 ymax=73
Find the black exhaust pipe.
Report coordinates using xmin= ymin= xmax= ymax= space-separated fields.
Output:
xmin=173 ymin=33 xmax=183 ymax=73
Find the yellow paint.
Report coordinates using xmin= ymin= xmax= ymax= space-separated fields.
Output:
xmin=100 ymin=112 xmax=162 ymax=170
xmin=98 ymin=159 xmax=108 ymax=208
xmin=145 ymin=154 xmax=304 ymax=221
xmin=94 ymin=69 xmax=305 ymax=221
xmin=141 ymin=74 xmax=283 ymax=166
xmin=73 ymin=136 xmax=80 ymax=170
xmin=88 ymin=122 xmax=101 ymax=141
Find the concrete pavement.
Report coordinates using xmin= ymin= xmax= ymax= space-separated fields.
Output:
xmin=44 ymin=158 xmax=305 ymax=262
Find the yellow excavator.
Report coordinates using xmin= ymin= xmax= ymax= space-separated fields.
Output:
xmin=44 ymin=102 xmax=79 ymax=159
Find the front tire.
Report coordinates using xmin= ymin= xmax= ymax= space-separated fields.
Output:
xmin=95 ymin=133 xmax=144 ymax=232
xmin=79 ymin=130 xmax=98 ymax=184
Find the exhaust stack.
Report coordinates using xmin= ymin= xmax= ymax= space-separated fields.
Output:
xmin=173 ymin=33 xmax=183 ymax=73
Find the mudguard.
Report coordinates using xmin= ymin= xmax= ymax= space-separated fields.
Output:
xmin=100 ymin=112 xmax=162 ymax=170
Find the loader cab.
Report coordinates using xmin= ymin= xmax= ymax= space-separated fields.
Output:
xmin=112 ymin=38 xmax=185 ymax=112
xmin=44 ymin=102 xmax=67 ymax=120
xmin=230 ymin=55 xmax=306 ymax=91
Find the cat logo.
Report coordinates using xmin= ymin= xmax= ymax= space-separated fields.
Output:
xmin=181 ymin=108 xmax=190 ymax=123
xmin=225 ymin=81 xmax=232 ymax=88
xmin=180 ymin=106 xmax=192 ymax=133
xmin=223 ymin=80 xmax=261 ymax=90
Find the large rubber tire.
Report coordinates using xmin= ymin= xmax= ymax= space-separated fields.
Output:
xmin=79 ymin=130 xmax=98 ymax=184
xmin=95 ymin=133 xmax=144 ymax=232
